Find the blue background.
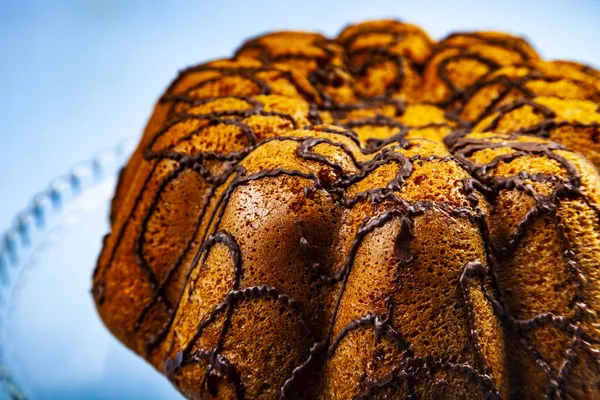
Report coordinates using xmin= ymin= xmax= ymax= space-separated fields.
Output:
xmin=1 ymin=0 xmax=599 ymax=231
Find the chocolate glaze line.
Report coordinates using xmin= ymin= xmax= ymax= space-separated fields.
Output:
xmin=324 ymin=207 xmax=414 ymax=344
xmin=183 ymin=70 xmax=272 ymax=95
xmin=200 ymin=241 xmax=242 ymax=390
xmin=338 ymin=116 xmax=453 ymax=152
xmin=301 ymin=125 xmax=362 ymax=146
xmin=469 ymin=99 xmax=600 ymax=147
xmin=180 ymin=144 xmax=418 ymax=306
xmin=176 ymin=285 xmax=313 ymax=363
xmin=359 ymin=356 xmax=501 ymax=399
xmin=132 ymin=100 xmax=317 ymax=333
xmin=133 ymin=165 xmax=190 ymax=308
xmin=161 ymin=65 xmax=455 ymax=159
xmin=234 ymin=34 xmax=343 ymax=106
xmin=477 ymin=98 xmax=557 ymax=132
xmin=164 ymin=285 xmax=312 ymax=398
xmin=438 ymin=53 xmax=500 ymax=99
xmin=517 ymin=335 xmax=557 ymax=391
xmin=424 ymin=30 xmax=544 ymax=107
xmin=450 ymin=133 xmax=600 ymax=397
xmin=460 ymin=261 xmax=494 ymax=376
xmin=555 ymin=324 xmax=583 ymax=398
xmin=134 ymin=183 xmax=217 ymax=335
xmin=348 ymin=46 xmax=407 ymax=98
xmin=163 ymin=66 xmax=320 ymax=105
xmin=461 ymin=74 xmax=537 ymax=123
xmin=327 ymin=297 xmax=410 ymax=356
xmin=92 ymin=161 xmax=160 ymax=302
xmin=458 ymin=73 xmax=600 ymax=124
xmin=525 ymin=121 xmax=600 ymax=141
xmin=336 ymin=22 xmax=433 ymax=102
xmin=440 ymin=32 xmax=538 ymax=62
xmin=235 ymin=32 xmax=336 ymax=66
xmin=337 ymin=23 xmax=431 ymax=63
xmin=146 ymin=108 xmax=300 ymax=158
xmin=185 ymin=231 xmax=242 ymax=389
xmin=280 ymin=341 xmax=325 ymax=398
xmin=187 ymin=349 xmax=245 ymax=398
xmin=153 ymin=96 xmax=462 ymax=173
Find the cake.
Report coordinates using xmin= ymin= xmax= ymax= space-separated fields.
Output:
xmin=470 ymin=97 xmax=600 ymax=170
xmin=92 ymin=20 xmax=600 ymax=399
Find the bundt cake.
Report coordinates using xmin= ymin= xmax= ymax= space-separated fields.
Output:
xmin=92 ymin=20 xmax=600 ymax=399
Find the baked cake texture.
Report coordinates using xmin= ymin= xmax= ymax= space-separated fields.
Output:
xmin=92 ymin=20 xmax=600 ymax=399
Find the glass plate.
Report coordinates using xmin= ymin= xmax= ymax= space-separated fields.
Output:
xmin=0 ymin=141 xmax=182 ymax=400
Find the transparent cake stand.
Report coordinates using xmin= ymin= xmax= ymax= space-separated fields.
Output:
xmin=0 ymin=141 xmax=182 ymax=400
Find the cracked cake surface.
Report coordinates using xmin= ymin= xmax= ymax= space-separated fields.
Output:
xmin=92 ymin=20 xmax=600 ymax=399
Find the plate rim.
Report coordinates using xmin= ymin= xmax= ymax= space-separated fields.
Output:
xmin=0 ymin=139 xmax=135 ymax=400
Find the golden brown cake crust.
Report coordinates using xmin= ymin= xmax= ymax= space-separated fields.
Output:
xmin=93 ymin=20 xmax=600 ymax=399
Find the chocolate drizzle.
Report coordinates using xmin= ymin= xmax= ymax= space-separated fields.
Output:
xmin=441 ymin=32 xmax=538 ymax=62
xmin=423 ymin=31 xmax=542 ymax=106
xmin=438 ymin=53 xmax=501 ymax=99
xmin=458 ymin=72 xmax=600 ymax=124
xmin=477 ymin=98 xmax=556 ymax=133
xmin=450 ymin=133 xmax=600 ymax=399
xmin=91 ymin=20 xmax=600 ymax=400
